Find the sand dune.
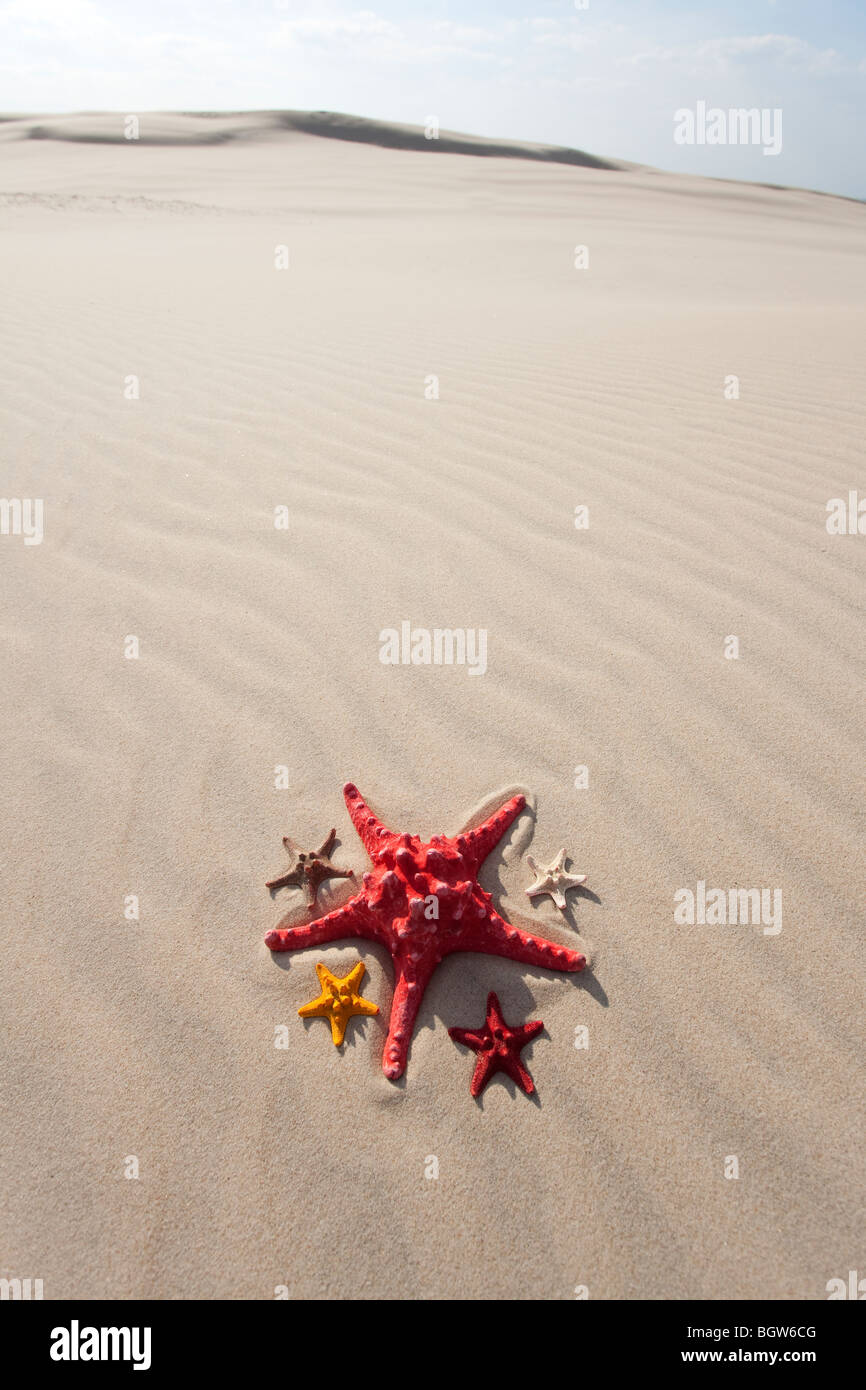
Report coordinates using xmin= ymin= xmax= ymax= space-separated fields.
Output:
xmin=0 ymin=109 xmax=623 ymax=168
xmin=0 ymin=113 xmax=863 ymax=1301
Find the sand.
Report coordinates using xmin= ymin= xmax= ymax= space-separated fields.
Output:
xmin=0 ymin=112 xmax=864 ymax=1301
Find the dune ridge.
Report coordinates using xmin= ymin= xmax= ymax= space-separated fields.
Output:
xmin=0 ymin=109 xmax=623 ymax=168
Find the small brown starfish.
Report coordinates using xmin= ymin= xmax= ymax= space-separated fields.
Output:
xmin=265 ymin=829 xmax=354 ymax=908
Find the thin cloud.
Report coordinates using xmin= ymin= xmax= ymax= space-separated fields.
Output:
xmin=625 ymin=33 xmax=853 ymax=77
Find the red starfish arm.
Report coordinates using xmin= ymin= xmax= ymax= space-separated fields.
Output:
xmin=343 ymin=782 xmax=395 ymax=857
xmin=264 ymin=895 xmax=379 ymax=952
xmin=454 ymin=907 xmax=587 ymax=973
xmin=469 ymin=1054 xmax=496 ymax=1098
xmin=502 ymin=1052 xmax=536 ymax=1095
xmin=511 ymin=1019 xmax=544 ymax=1045
xmin=459 ymin=793 xmax=526 ymax=871
xmin=448 ymin=1026 xmax=487 ymax=1050
xmin=382 ymin=959 xmax=433 ymax=1081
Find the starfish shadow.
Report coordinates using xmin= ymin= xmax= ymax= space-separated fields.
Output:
xmin=298 ymin=1014 xmax=375 ymax=1053
xmin=578 ymin=969 xmax=609 ymax=1009
xmin=475 ymin=1074 xmax=543 ymax=1110
xmin=573 ymin=884 xmax=601 ymax=907
xmin=523 ymin=887 xmax=603 ymax=941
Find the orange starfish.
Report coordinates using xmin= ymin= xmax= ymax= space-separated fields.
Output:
xmin=298 ymin=961 xmax=379 ymax=1046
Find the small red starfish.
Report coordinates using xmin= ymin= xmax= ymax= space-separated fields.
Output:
xmin=265 ymin=783 xmax=586 ymax=1081
xmin=449 ymin=992 xmax=543 ymax=1097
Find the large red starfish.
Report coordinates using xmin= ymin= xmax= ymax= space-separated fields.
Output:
xmin=265 ymin=783 xmax=587 ymax=1080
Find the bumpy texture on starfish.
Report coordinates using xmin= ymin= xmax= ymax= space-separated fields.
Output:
xmin=265 ymin=784 xmax=586 ymax=1081
xmin=525 ymin=849 xmax=587 ymax=912
xmin=266 ymin=828 xmax=353 ymax=907
xmin=449 ymin=992 xmax=543 ymax=1097
xmin=298 ymin=961 xmax=379 ymax=1046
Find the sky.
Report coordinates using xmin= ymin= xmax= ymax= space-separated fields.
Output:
xmin=1 ymin=0 xmax=865 ymax=199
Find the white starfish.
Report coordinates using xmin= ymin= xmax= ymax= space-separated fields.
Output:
xmin=525 ymin=849 xmax=587 ymax=912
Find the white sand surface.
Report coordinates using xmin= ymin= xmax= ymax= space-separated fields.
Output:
xmin=1 ymin=112 xmax=864 ymax=1300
